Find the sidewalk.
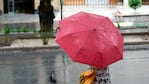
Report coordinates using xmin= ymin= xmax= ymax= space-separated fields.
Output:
xmin=0 ymin=6 xmax=149 ymax=49
xmin=0 ymin=34 xmax=148 ymax=49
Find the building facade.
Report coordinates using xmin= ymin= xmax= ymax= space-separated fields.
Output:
xmin=0 ymin=0 xmax=59 ymax=14
xmin=0 ymin=0 xmax=37 ymax=14
xmin=0 ymin=0 xmax=148 ymax=14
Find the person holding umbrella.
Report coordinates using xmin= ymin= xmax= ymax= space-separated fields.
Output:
xmin=90 ymin=66 xmax=111 ymax=84
xmin=56 ymin=12 xmax=124 ymax=84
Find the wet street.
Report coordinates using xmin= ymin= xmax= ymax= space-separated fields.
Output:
xmin=67 ymin=45 xmax=149 ymax=84
xmin=0 ymin=3 xmax=149 ymax=84
xmin=110 ymin=48 xmax=149 ymax=84
xmin=0 ymin=45 xmax=149 ymax=84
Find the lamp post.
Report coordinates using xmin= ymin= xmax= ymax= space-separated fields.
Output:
xmin=60 ymin=0 xmax=63 ymax=20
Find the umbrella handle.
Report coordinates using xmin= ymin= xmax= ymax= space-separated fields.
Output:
xmin=90 ymin=66 xmax=101 ymax=70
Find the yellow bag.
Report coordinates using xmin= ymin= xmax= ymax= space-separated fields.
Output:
xmin=80 ymin=69 xmax=96 ymax=84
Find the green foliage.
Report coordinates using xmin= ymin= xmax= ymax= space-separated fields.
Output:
xmin=17 ymin=28 xmax=20 ymax=33
xmin=33 ymin=29 xmax=37 ymax=33
xmin=23 ymin=28 xmax=29 ymax=33
xmin=0 ymin=29 xmax=3 ymax=34
xmin=4 ymin=28 xmax=10 ymax=35
xmin=3 ymin=27 xmax=37 ymax=34
xmin=116 ymin=21 xmax=121 ymax=29
xmin=128 ymin=0 xmax=142 ymax=10
xmin=40 ymin=32 xmax=51 ymax=45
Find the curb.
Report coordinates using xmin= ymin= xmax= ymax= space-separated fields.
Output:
xmin=124 ymin=44 xmax=149 ymax=50
xmin=120 ymin=28 xmax=149 ymax=35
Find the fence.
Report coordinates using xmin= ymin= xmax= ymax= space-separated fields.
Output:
xmin=62 ymin=0 xmax=123 ymax=8
xmin=142 ymin=0 xmax=149 ymax=5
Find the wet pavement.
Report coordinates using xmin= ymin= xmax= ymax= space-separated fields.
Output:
xmin=0 ymin=14 xmax=39 ymax=24
xmin=0 ymin=5 xmax=149 ymax=84
xmin=0 ymin=47 xmax=149 ymax=84
xmin=110 ymin=49 xmax=149 ymax=84
xmin=67 ymin=48 xmax=149 ymax=84
xmin=0 ymin=34 xmax=148 ymax=49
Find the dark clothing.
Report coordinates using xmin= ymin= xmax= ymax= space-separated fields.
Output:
xmin=94 ymin=67 xmax=112 ymax=84
xmin=38 ymin=5 xmax=55 ymax=25
xmin=38 ymin=0 xmax=55 ymax=32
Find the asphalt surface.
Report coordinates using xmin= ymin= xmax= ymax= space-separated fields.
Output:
xmin=0 ymin=47 xmax=149 ymax=84
xmin=65 ymin=49 xmax=149 ymax=84
xmin=0 ymin=6 xmax=149 ymax=84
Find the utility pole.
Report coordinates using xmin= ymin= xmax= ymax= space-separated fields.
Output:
xmin=60 ymin=0 xmax=63 ymax=20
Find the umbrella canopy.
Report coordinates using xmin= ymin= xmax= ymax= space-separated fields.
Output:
xmin=56 ymin=12 xmax=124 ymax=69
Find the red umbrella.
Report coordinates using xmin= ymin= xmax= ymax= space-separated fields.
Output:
xmin=56 ymin=12 xmax=124 ymax=69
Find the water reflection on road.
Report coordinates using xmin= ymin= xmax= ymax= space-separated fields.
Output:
xmin=0 ymin=47 xmax=149 ymax=84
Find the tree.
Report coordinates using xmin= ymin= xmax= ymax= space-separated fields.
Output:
xmin=128 ymin=0 xmax=142 ymax=13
